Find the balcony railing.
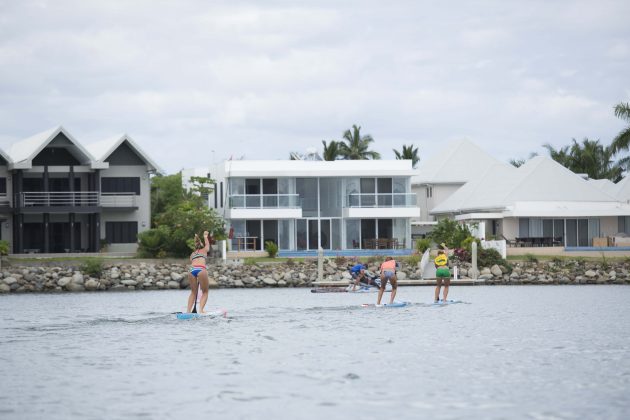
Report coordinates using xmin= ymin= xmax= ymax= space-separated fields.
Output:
xmin=17 ymin=191 xmax=137 ymax=207
xmin=346 ymin=193 xmax=417 ymax=208
xmin=229 ymin=194 xmax=301 ymax=209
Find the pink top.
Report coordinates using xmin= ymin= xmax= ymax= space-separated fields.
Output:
xmin=380 ymin=259 xmax=396 ymax=272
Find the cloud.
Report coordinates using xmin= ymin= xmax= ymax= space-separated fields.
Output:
xmin=0 ymin=0 xmax=628 ymax=172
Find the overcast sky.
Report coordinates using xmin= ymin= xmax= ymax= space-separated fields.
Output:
xmin=0 ymin=0 xmax=628 ymax=173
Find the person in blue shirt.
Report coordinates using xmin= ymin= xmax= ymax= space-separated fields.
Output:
xmin=349 ymin=263 xmax=367 ymax=291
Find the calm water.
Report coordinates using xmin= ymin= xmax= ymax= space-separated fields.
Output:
xmin=1 ymin=286 xmax=629 ymax=420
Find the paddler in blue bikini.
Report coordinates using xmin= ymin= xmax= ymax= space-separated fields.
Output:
xmin=434 ymin=244 xmax=451 ymax=303
xmin=187 ymin=231 xmax=211 ymax=313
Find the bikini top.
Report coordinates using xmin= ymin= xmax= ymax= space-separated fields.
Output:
xmin=191 ymin=252 xmax=206 ymax=262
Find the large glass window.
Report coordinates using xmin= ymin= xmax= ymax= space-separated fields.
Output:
xmin=319 ymin=178 xmax=341 ymax=217
xmin=332 ymin=219 xmax=342 ymax=250
xmin=101 ymin=177 xmax=140 ymax=195
xmin=360 ymin=178 xmax=376 ymax=207
xmin=578 ymin=219 xmax=588 ymax=246
xmin=105 ymin=222 xmax=138 ymax=243
xmin=296 ymin=178 xmax=318 ymax=217
xmin=296 ymin=219 xmax=307 ymax=250
xmin=519 ymin=218 xmax=529 ymax=237
xmin=346 ymin=219 xmax=360 ymax=249
xmin=566 ymin=219 xmax=577 ymax=246
xmin=278 ymin=220 xmax=292 ymax=250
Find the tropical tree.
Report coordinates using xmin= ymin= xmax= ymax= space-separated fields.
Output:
xmin=544 ymin=138 xmax=623 ymax=182
xmin=321 ymin=140 xmax=342 ymax=161
xmin=611 ymin=102 xmax=630 ymax=155
xmin=338 ymin=125 xmax=381 ymax=160
xmin=393 ymin=144 xmax=420 ymax=168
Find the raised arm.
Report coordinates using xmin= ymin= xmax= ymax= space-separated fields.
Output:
xmin=203 ymin=231 xmax=211 ymax=253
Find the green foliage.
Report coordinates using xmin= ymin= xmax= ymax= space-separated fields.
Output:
xmin=405 ymin=254 xmax=421 ymax=267
xmin=551 ymin=256 xmax=564 ymax=265
xmin=393 ymin=144 xmax=420 ymax=168
xmin=461 ymin=236 xmax=481 ymax=252
xmin=137 ymin=226 xmax=169 ymax=257
xmin=428 ymin=219 xmax=472 ymax=249
xmin=0 ymin=240 xmax=9 ymax=256
xmin=611 ymin=101 xmax=630 ymax=156
xmin=322 ymin=140 xmax=342 ymax=161
xmin=265 ymin=241 xmax=279 ymax=258
xmin=600 ymin=253 xmax=610 ymax=270
xmin=478 ymin=248 xmax=506 ymax=268
xmin=524 ymin=253 xmax=539 ymax=263
xmin=544 ymin=138 xmax=623 ymax=182
xmin=415 ymin=238 xmax=431 ymax=254
xmin=337 ymin=125 xmax=381 ymax=160
xmin=81 ymin=258 xmax=104 ymax=278
xmin=286 ymin=258 xmax=295 ymax=267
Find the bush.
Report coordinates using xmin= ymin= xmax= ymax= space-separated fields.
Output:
xmin=429 ymin=219 xmax=472 ymax=249
xmin=286 ymin=258 xmax=295 ymax=267
xmin=452 ymin=248 xmax=471 ymax=263
xmin=334 ymin=255 xmax=347 ymax=266
xmin=265 ymin=241 xmax=279 ymax=258
xmin=81 ymin=258 xmax=104 ymax=278
xmin=0 ymin=240 xmax=9 ymax=256
xmin=461 ymin=236 xmax=481 ymax=252
xmin=524 ymin=253 xmax=538 ymax=263
xmin=415 ymin=238 xmax=431 ymax=254
xmin=137 ymin=226 xmax=169 ymax=258
xmin=405 ymin=254 xmax=421 ymax=267
xmin=478 ymin=248 xmax=504 ymax=268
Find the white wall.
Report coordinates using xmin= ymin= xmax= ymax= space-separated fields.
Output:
xmin=503 ymin=218 xmax=519 ymax=239
xmin=412 ymin=183 xmax=463 ymax=222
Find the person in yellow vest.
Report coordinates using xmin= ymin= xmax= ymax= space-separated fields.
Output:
xmin=434 ymin=246 xmax=451 ymax=302
xmin=377 ymin=256 xmax=398 ymax=305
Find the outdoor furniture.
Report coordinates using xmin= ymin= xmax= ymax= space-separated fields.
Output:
xmin=234 ymin=236 xmax=257 ymax=251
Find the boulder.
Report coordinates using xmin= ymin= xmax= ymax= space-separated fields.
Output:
xmin=72 ymin=272 xmax=84 ymax=285
xmin=2 ymin=277 xmax=17 ymax=286
xmin=490 ymin=265 xmax=503 ymax=277
xmin=584 ymin=270 xmax=597 ymax=278
xmin=57 ymin=277 xmax=72 ymax=287
xmin=170 ymin=272 xmax=183 ymax=282
xmin=65 ymin=282 xmax=85 ymax=292
xmin=85 ymin=279 xmax=99 ymax=291
xmin=121 ymin=280 xmax=138 ymax=286
xmin=262 ymin=277 xmax=277 ymax=286
xmin=0 ymin=283 xmax=10 ymax=293
xmin=167 ymin=281 xmax=180 ymax=289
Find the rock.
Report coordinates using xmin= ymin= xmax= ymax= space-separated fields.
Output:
xmin=85 ymin=279 xmax=99 ymax=291
xmin=278 ymin=280 xmax=287 ymax=286
xmin=110 ymin=268 xmax=120 ymax=279
xmin=156 ymin=281 xmax=165 ymax=288
xmin=479 ymin=273 xmax=493 ymax=280
xmin=262 ymin=277 xmax=277 ymax=286
xmin=121 ymin=280 xmax=138 ymax=286
xmin=584 ymin=270 xmax=597 ymax=278
xmin=65 ymin=282 xmax=85 ymax=292
xmin=0 ymin=283 xmax=10 ymax=293
xmin=233 ymin=279 xmax=244 ymax=287
xmin=396 ymin=271 xmax=407 ymax=280
xmin=57 ymin=277 xmax=72 ymax=287
xmin=481 ymin=267 xmax=491 ymax=275
xmin=2 ymin=277 xmax=17 ymax=286
xmin=490 ymin=265 xmax=503 ymax=277
xmin=170 ymin=272 xmax=183 ymax=282
xmin=168 ymin=281 xmax=180 ymax=289
xmin=72 ymin=272 xmax=84 ymax=285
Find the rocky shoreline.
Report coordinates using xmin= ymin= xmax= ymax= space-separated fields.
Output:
xmin=0 ymin=258 xmax=629 ymax=293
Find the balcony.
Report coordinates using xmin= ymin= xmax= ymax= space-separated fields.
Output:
xmin=227 ymin=193 xmax=302 ymax=219
xmin=16 ymin=191 xmax=137 ymax=210
xmin=344 ymin=193 xmax=420 ymax=218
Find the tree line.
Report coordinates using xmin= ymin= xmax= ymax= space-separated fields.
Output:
xmin=510 ymin=101 xmax=630 ymax=182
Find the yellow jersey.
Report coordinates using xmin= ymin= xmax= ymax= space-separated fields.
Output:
xmin=434 ymin=254 xmax=448 ymax=267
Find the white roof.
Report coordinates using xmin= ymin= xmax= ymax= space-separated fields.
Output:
xmin=613 ymin=176 xmax=630 ymax=202
xmin=222 ymin=159 xmax=416 ymax=177
xmin=432 ymin=156 xmax=624 ymax=217
xmin=86 ymin=134 xmax=162 ymax=173
xmin=587 ymin=178 xmax=618 ymax=196
xmin=412 ymin=139 xmax=512 ymax=185
xmin=7 ymin=126 xmax=98 ymax=169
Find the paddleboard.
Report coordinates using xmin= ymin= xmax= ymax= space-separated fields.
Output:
xmin=310 ymin=287 xmax=348 ymax=293
xmin=175 ymin=309 xmax=227 ymax=319
xmin=361 ymin=301 xmax=409 ymax=308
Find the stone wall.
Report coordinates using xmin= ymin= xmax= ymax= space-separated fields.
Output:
xmin=0 ymin=258 xmax=628 ymax=293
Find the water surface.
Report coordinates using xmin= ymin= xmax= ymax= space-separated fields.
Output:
xmin=1 ymin=286 xmax=629 ymax=419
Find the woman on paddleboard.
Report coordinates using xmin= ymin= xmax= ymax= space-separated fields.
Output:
xmin=434 ymin=244 xmax=451 ymax=303
xmin=376 ymin=256 xmax=398 ymax=305
xmin=187 ymin=231 xmax=211 ymax=313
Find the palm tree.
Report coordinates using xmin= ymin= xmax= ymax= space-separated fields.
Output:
xmin=393 ymin=144 xmax=420 ymax=168
xmin=544 ymin=138 xmax=623 ymax=182
xmin=321 ymin=140 xmax=341 ymax=161
xmin=611 ymin=102 xmax=630 ymax=155
xmin=338 ymin=125 xmax=381 ymax=160
xmin=509 ymin=158 xmax=525 ymax=168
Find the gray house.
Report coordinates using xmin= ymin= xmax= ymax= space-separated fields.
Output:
xmin=0 ymin=126 xmax=160 ymax=254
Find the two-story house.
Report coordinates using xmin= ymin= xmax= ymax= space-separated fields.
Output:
xmin=204 ymin=159 xmax=419 ymax=253
xmin=0 ymin=126 xmax=160 ymax=254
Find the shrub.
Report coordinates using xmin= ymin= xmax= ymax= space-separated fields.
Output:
xmin=265 ymin=241 xmax=279 ymax=258
xmin=452 ymin=248 xmax=471 ymax=263
xmin=0 ymin=240 xmax=9 ymax=256
xmin=429 ymin=219 xmax=472 ymax=249
xmin=405 ymin=254 xmax=421 ymax=267
xmin=478 ymin=248 xmax=504 ymax=268
xmin=81 ymin=258 xmax=104 ymax=278
xmin=524 ymin=253 xmax=538 ymax=263
xmin=286 ymin=258 xmax=295 ymax=267
xmin=461 ymin=236 xmax=481 ymax=252
xmin=415 ymin=238 xmax=431 ymax=254
xmin=137 ymin=226 xmax=169 ymax=258
xmin=334 ymin=255 xmax=348 ymax=266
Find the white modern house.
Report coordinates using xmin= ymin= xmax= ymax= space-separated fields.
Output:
xmin=0 ymin=126 xmax=160 ymax=254
xmin=204 ymin=159 xmax=420 ymax=253
xmin=410 ymin=139 xmax=515 ymax=236
xmin=430 ymin=156 xmax=630 ymax=247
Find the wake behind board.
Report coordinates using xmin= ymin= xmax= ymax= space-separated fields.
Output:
xmin=361 ymin=301 xmax=409 ymax=308
xmin=175 ymin=308 xmax=227 ymax=320
xmin=431 ymin=300 xmax=462 ymax=306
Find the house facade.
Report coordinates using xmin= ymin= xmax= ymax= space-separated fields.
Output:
xmin=204 ymin=160 xmax=419 ymax=252
xmin=0 ymin=126 xmax=159 ymax=254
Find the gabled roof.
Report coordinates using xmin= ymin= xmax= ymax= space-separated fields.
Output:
xmin=0 ymin=147 xmax=12 ymax=165
xmin=614 ymin=176 xmax=630 ymax=202
xmin=412 ymin=139 xmax=513 ymax=185
xmin=432 ymin=156 xmax=621 ymax=216
xmin=587 ymin=178 xmax=619 ymax=196
xmin=86 ymin=134 xmax=162 ymax=173
xmin=7 ymin=125 xmax=100 ymax=169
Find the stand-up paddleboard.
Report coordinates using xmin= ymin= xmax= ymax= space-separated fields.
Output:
xmin=175 ymin=308 xmax=227 ymax=319
xmin=310 ymin=287 xmax=348 ymax=293
xmin=361 ymin=301 xmax=409 ymax=308
xmin=310 ymin=284 xmax=392 ymax=293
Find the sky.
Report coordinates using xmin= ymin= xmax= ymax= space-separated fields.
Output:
xmin=0 ymin=0 xmax=628 ymax=173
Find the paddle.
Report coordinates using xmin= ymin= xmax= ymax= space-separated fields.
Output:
xmin=192 ymin=280 xmax=198 ymax=313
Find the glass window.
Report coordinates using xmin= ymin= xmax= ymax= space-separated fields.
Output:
xmin=230 ymin=178 xmax=245 ymax=195
xmin=529 ymin=218 xmax=543 ymax=237
xmin=331 ymin=219 xmax=342 ymax=250
xmin=296 ymin=178 xmax=318 ymax=217
xmin=554 ymin=220 xmax=565 ymax=244
xmin=278 ymin=220 xmax=292 ymax=250
xmin=296 ymin=219 xmax=307 ymax=250
xmin=245 ymin=179 xmax=260 ymax=195
xmin=588 ymin=218 xmax=600 ymax=244
xmin=578 ymin=219 xmax=588 ymax=246
xmin=378 ymin=219 xmax=393 ymax=239
xmin=543 ymin=219 xmax=553 ymax=237
xmin=105 ymin=222 xmax=138 ymax=243
xmin=566 ymin=219 xmax=577 ymax=246
xmin=319 ymin=178 xmax=341 ymax=217
xmin=262 ymin=179 xmax=277 ymax=194
xmin=346 ymin=219 xmax=360 ymax=249
xmin=519 ymin=218 xmax=529 ymax=237
xmin=101 ymin=177 xmax=140 ymax=195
